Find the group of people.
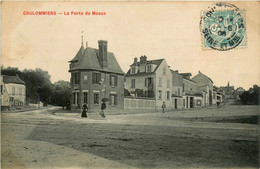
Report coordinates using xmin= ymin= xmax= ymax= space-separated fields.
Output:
xmin=81 ymin=101 xmax=167 ymax=118
xmin=81 ymin=101 xmax=107 ymax=118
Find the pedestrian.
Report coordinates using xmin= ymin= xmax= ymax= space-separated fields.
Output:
xmin=81 ymin=104 xmax=88 ymax=118
xmin=162 ymin=102 xmax=166 ymax=113
xmin=100 ymin=101 xmax=106 ymax=118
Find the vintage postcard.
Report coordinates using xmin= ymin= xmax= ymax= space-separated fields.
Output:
xmin=1 ymin=1 xmax=259 ymax=169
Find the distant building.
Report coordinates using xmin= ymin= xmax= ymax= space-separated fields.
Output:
xmin=1 ymin=75 xmax=26 ymax=108
xmin=235 ymin=87 xmax=245 ymax=100
xmin=171 ymin=70 xmax=183 ymax=109
xmin=220 ymin=82 xmax=235 ymax=99
xmin=125 ymin=56 xmax=173 ymax=110
xmin=68 ymin=40 xmax=125 ymax=110
xmin=192 ymin=71 xmax=214 ymax=106
xmin=180 ymin=72 xmax=204 ymax=108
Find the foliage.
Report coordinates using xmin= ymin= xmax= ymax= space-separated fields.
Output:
xmin=135 ymin=89 xmax=144 ymax=97
xmin=147 ymin=89 xmax=155 ymax=98
xmin=124 ymin=88 xmax=131 ymax=96
xmin=240 ymin=85 xmax=259 ymax=105
xmin=51 ymin=81 xmax=70 ymax=106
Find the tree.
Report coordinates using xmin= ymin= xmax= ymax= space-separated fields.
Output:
xmin=51 ymin=80 xmax=70 ymax=106
xmin=240 ymin=85 xmax=259 ymax=105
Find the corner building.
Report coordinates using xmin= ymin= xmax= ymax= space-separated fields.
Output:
xmin=68 ymin=40 xmax=124 ymax=111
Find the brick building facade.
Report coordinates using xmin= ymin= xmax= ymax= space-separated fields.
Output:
xmin=69 ymin=40 xmax=124 ymax=110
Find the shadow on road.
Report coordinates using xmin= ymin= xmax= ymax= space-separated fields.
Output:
xmin=26 ymin=120 xmax=259 ymax=168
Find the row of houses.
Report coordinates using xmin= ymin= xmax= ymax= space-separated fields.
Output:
xmin=68 ymin=39 xmax=229 ymax=111
xmin=1 ymin=39 xmax=242 ymax=110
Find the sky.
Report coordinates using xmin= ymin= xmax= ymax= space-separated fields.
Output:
xmin=2 ymin=1 xmax=260 ymax=90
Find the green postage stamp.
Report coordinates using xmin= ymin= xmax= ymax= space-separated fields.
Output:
xmin=200 ymin=3 xmax=246 ymax=51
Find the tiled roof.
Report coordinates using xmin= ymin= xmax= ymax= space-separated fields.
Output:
xmin=126 ymin=59 xmax=164 ymax=76
xmin=70 ymin=46 xmax=84 ymax=62
xmin=3 ymin=75 xmax=25 ymax=85
xmin=193 ymin=72 xmax=213 ymax=83
xmin=183 ymin=77 xmax=196 ymax=83
xmin=69 ymin=46 xmax=124 ymax=75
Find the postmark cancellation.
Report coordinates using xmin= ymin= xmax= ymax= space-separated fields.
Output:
xmin=200 ymin=2 xmax=247 ymax=51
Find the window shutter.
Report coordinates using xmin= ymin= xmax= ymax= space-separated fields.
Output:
xmin=98 ymin=73 xmax=101 ymax=84
xmin=115 ymin=76 xmax=118 ymax=86
xmin=110 ymin=75 xmax=112 ymax=86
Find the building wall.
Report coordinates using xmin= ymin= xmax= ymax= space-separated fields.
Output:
xmin=172 ymin=97 xmax=183 ymax=109
xmin=70 ymin=70 xmax=124 ymax=110
xmin=125 ymin=74 xmax=156 ymax=94
xmin=197 ymin=86 xmax=209 ymax=106
xmin=124 ymin=97 xmax=155 ymax=109
xmin=1 ymin=80 xmax=10 ymax=107
xmin=172 ymin=71 xmax=183 ymax=96
xmin=212 ymin=90 xmax=217 ymax=105
xmin=155 ymin=60 xmax=173 ymax=110
xmin=183 ymin=78 xmax=196 ymax=95
xmin=192 ymin=74 xmax=213 ymax=106
xmin=5 ymin=83 xmax=26 ymax=107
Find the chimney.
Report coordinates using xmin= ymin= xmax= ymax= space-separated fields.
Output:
xmin=175 ymin=70 xmax=179 ymax=73
xmin=134 ymin=57 xmax=138 ymax=64
xmin=140 ymin=55 xmax=147 ymax=64
xmin=98 ymin=40 xmax=108 ymax=68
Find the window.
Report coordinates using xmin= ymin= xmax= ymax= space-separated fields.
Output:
xmin=131 ymin=67 xmax=136 ymax=74
xmin=167 ymin=91 xmax=170 ymax=100
xmin=73 ymin=73 xmax=80 ymax=84
xmin=94 ymin=93 xmax=99 ymax=104
xmin=145 ymin=77 xmax=153 ymax=88
xmin=92 ymin=72 xmax=101 ymax=84
xmin=110 ymin=75 xmax=118 ymax=87
xmin=73 ymin=92 xmax=79 ymax=105
xmin=147 ymin=65 xmax=152 ymax=72
xmin=167 ymin=79 xmax=170 ymax=88
xmin=131 ymin=79 xmax=135 ymax=88
xmin=178 ymin=88 xmax=181 ymax=96
xmin=159 ymin=78 xmax=162 ymax=87
xmin=163 ymin=67 xmax=166 ymax=75
xmin=12 ymin=87 xmax=15 ymax=95
xmin=158 ymin=90 xmax=162 ymax=99
xmin=83 ymin=92 xmax=88 ymax=104
xmin=110 ymin=94 xmax=117 ymax=105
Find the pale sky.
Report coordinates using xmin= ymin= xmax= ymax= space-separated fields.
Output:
xmin=2 ymin=1 xmax=260 ymax=90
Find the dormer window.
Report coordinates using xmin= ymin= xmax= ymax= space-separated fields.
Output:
xmin=147 ymin=65 xmax=152 ymax=72
xmin=131 ymin=67 xmax=136 ymax=74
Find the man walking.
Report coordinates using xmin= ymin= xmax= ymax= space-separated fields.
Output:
xmin=162 ymin=102 xmax=166 ymax=113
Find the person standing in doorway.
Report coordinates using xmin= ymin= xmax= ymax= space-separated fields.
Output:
xmin=162 ymin=102 xmax=166 ymax=113
xmin=100 ymin=101 xmax=106 ymax=118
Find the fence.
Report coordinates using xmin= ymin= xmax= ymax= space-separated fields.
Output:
xmin=124 ymin=97 xmax=155 ymax=109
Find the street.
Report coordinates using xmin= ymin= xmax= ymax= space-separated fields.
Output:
xmin=1 ymin=104 xmax=259 ymax=169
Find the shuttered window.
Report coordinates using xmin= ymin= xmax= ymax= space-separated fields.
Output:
xmin=110 ymin=75 xmax=118 ymax=87
xmin=92 ymin=72 xmax=101 ymax=84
